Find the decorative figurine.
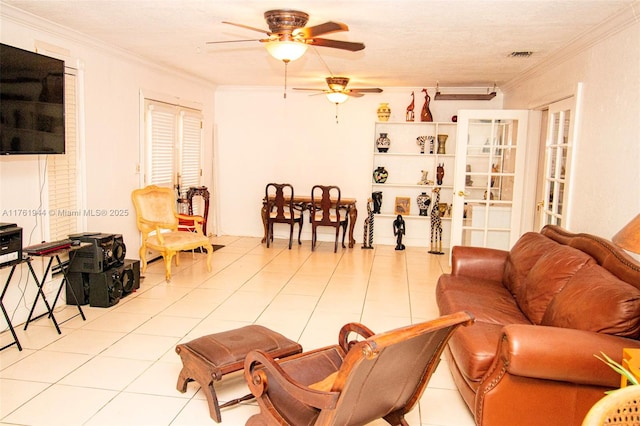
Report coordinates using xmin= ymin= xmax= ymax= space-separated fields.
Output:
xmin=429 ymin=187 xmax=444 ymax=255
xmin=491 ymin=163 xmax=499 ymax=187
xmin=406 ymin=91 xmax=415 ymax=122
xmin=416 ymin=192 xmax=431 ymax=216
xmin=416 ymin=135 xmax=435 ymax=154
xmin=372 ymin=191 xmax=383 ymax=214
xmin=362 ymin=197 xmax=374 ymax=249
xmin=436 ymin=163 xmax=445 ymax=185
xmin=377 ymin=103 xmax=391 ymax=121
xmin=393 ymin=214 xmax=406 ymax=251
xmin=373 ymin=166 xmax=389 ymax=183
xmin=417 ymin=169 xmax=431 ymax=185
xmin=420 ymin=88 xmax=433 ymax=122
xmin=466 ymin=165 xmax=474 ymax=186
xmin=376 ymin=133 xmax=391 ymax=152
xmin=437 ymin=134 xmax=448 ymax=154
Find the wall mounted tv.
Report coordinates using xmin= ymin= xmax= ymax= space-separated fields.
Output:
xmin=0 ymin=43 xmax=65 ymax=155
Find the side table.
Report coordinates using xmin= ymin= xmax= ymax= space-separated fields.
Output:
xmin=1 ymin=260 xmax=25 ymax=351
xmin=24 ymin=246 xmax=87 ymax=332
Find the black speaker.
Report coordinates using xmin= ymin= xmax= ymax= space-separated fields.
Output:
xmin=121 ymin=259 xmax=140 ymax=295
xmin=88 ymin=266 xmax=123 ymax=308
xmin=68 ymin=233 xmax=126 ymax=273
xmin=66 ymin=271 xmax=90 ymax=306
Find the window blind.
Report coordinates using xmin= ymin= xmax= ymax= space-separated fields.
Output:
xmin=144 ymin=100 xmax=202 ymax=196
xmin=47 ymin=70 xmax=78 ymax=240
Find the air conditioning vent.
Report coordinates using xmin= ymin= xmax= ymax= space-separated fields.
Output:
xmin=509 ymin=51 xmax=533 ymax=58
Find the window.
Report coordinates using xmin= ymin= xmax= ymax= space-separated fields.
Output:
xmin=143 ymin=99 xmax=203 ymax=201
xmin=47 ymin=68 xmax=80 ymax=240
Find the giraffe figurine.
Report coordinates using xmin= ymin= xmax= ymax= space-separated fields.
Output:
xmin=406 ymin=91 xmax=415 ymax=122
xmin=428 ymin=187 xmax=444 ymax=255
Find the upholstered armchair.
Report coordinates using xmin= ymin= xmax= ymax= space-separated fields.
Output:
xmin=132 ymin=185 xmax=213 ymax=281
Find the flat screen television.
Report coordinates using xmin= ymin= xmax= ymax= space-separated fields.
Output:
xmin=0 ymin=43 xmax=65 ymax=155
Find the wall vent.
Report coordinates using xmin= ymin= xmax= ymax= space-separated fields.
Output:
xmin=509 ymin=51 xmax=533 ymax=58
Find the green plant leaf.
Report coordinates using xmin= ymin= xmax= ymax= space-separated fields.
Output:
xmin=595 ymin=352 xmax=639 ymax=386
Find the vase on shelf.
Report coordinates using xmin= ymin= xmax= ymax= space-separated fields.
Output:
xmin=377 ymin=103 xmax=391 ymax=121
xmin=376 ymin=133 xmax=391 ymax=152
xmin=416 ymin=192 xmax=431 ymax=216
xmin=373 ymin=166 xmax=388 ymax=183
xmin=437 ymin=134 xmax=448 ymax=154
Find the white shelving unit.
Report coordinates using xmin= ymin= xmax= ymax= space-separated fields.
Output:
xmin=371 ymin=120 xmax=457 ymax=247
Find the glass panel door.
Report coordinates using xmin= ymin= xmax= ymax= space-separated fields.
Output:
xmin=540 ymin=97 xmax=575 ymax=228
xmin=451 ymin=110 xmax=529 ymax=251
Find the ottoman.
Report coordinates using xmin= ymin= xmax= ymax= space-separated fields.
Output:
xmin=175 ymin=324 xmax=302 ymax=422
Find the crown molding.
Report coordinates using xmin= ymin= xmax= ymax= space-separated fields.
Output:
xmin=502 ymin=0 xmax=640 ymax=92
xmin=0 ymin=2 xmax=216 ymax=89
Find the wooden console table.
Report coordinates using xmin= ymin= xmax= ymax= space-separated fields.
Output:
xmin=262 ymin=195 xmax=357 ymax=248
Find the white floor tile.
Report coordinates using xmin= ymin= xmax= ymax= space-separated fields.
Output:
xmin=0 ymin=237 xmax=475 ymax=426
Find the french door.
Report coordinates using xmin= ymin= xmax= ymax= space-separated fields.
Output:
xmin=537 ymin=96 xmax=578 ymax=229
xmin=143 ymin=99 xmax=203 ymax=197
xmin=450 ymin=110 xmax=530 ymax=251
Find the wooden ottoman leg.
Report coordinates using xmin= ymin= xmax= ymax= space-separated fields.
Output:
xmin=176 ymin=365 xmax=191 ymax=393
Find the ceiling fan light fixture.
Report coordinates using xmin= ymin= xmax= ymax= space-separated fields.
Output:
xmin=326 ymin=91 xmax=349 ymax=104
xmin=265 ymin=40 xmax=308 ymax=62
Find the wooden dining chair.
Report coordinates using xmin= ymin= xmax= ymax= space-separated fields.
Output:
xmin=265 ymin=183 xmax=303 ymax=249
xmin=311 ymin=185 xmax=347 ymax=252
xmin=244 ymin=311 xmax=475 ymax=426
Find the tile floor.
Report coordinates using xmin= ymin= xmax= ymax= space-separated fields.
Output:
xmin=0 ymin=236 xmax=475 ymax=426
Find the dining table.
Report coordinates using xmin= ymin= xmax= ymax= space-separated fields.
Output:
xmin=261 ymin=195 xmax=358 ymax=248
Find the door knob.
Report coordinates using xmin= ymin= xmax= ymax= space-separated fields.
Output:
xmin=457 ymin=190 xmax=469 ymax=197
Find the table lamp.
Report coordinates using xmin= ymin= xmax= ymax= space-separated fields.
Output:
xmin=613 ymin=214 xmax=640 ymax=254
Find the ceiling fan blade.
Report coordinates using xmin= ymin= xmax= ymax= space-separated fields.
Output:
xmin=222 ymin=21 xmax=272 ymax=36
xmin=295 ymin=21 xmax=348 ymax=38
xmin=346 ymin=91 xmax=365 ymax=98
xmin=308 ymin=38 xmax=365 ymax=51
xmin=206 ymin=39 xmax=263 ymax=44
xmin=350 ymin=88 xmax=383 ymax=93
xmin=292 ymin=88 xmax=326 ymax=92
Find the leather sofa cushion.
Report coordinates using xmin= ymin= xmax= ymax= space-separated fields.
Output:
xmin=503 ymin=232 xmax=559 ymax=296
xmin=542 ymin=264 xmax=640 ymax=338
xmin=437 ymin=275 xmax=530 ymax=325
xmin=516 ymin=244 xmax=594 ymax=324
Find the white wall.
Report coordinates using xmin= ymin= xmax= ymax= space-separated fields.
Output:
xmin=0 ymin=7 xmax=216 ymax=327
xmin=214 ymin=86 xmax=502 ymax=243
xmin=502 ymin=11 xmax=640 ymax=239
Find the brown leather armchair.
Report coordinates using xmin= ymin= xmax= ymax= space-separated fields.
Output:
xmin=244 ymin=312 xmax=474 ymax=425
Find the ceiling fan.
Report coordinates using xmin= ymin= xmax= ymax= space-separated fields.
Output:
xmin=294 ymin=77 xmax=383 ymax=104
xmin=207 ymin=9 xmax=366 ymax=62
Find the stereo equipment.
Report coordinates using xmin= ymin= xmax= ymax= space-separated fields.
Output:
xmin=68 ymin=232 xmax=126 ymax=273
xmin=121 ymin=259 xmax=141 ymax=295
xmin=66 ymin=259 xmax=140 ymax=307
xmin=0 ymin=223 xmax=22 ymax=267
xmin=66 ymin=271 xmax=90 ymax=306
xmin=87 ymin=266 xmax=123 ymax=308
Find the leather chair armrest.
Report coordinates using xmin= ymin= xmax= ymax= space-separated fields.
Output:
xmin=338 ymin=322 xmax=376 ymax=353
xmin=451 ymin=246 xmax=508 ymax=282
xmin=245 ymin=350 xmax=339 ymax=409
xmin=499 ymin=324 xmax=640 ymax=387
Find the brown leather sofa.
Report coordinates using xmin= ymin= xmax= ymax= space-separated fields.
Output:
xmin=436 ymin=225 xmax=640 ymax=426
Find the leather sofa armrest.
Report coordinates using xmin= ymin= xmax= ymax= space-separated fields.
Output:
xmin=499 ymin=324 xmax=640 ymax=387
xmin=451 ymin=245 xmax=508 ymax=282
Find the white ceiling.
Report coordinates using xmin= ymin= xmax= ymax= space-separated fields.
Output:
xmin=2 ymin=0 xmax=633 ymax=91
